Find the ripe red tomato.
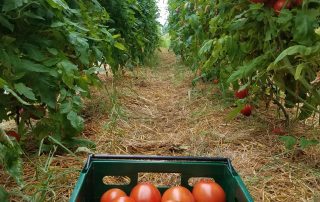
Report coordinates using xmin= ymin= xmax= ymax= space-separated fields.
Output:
xmin=235 ymin=88 xmax=249 ymax=99
xmin=130 ymin=182 xmax=161 ymax=202
xmin=240 ymin=105 xmax=252 ymax=117
xmin=161 ymin=186 xmax=195 ymax=202
xmin=213 ymin=79 xmax=219 ymax=84
xmin=273 ymin=0 xmax=292 ymax=13
xmin=111 ymin=196 xmax=136 ymax=202
xmin=162 ymin=200 xmax=178 ymax=202
xmin=101 ymin=188 xmax=127 ymax=202
xmin=192 ymin=180 xmax=226 ymax=202
xmin=6 ymin=131 xmax=20 ymax=142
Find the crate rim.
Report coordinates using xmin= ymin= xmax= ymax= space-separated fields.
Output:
xmin=82 ymin=154 xmax=236 ymax=174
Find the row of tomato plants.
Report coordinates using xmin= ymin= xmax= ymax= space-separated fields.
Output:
xmin=168 ymin=0 xmax=320 ymax=124
xmin=0 ymin=0 xmax=159 ymax=200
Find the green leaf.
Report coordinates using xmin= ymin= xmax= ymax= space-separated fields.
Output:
xmin=0 ymin=186 xmax=9 ymax=202
xmin=298 ymin=103 xmax=314 ymax=120
xmin=0 ymin=78 xmax=7 ymax=88
xmin=31 ymin=77 xmax=57 ymax=109
xmin=293 ymin=11 xmax=316 ymax=45
xmin=67 ymin=111 xmax=84 ymax=131
xmin=294 ymin=64 xmax=304 ymax=80
xmin=23 ymin=44 xmax=46 ymax=62
xmin=2 ymin=0 xmax=24 ymax=11
xmin=60 ymin=101 xmax=72 ymax=114
xmin=279 ymin=136 xmax=297 ymax=150
xmin=3 ymin=85 xmax=30 ymax=105
xmin=274 ymin=43 xmax=320 ymax=64
xmin=47 ymin=48 xmax=58 ymax=56
xmin=0 ymin=143 xmax=23 ymax=186
xmin=199 ymin=40 xmax=213 ymax=56
xmin=114 ymin=42 xmax=127 ymax=51
xmin=227 ymin=55 xmax=266 ymax=83
xmin=14 ymin=83 xmax=37 ymax=101
xmin=46 ymin=0 xmax=70 ymax=10
xmin=300 ymin=137 xmax=319 ymax=149
xmin=62 ymin=73 xmax=74 ymax=89
xmin=316 ymin=27 xmax=320 ymax=36
xmin=63 ymin=137 xmax=95 ymax=149
xmin=0 ymin=15 xmax=14 ymax=31
xmin=225 ymin=104 xmax=245 ymax=121
xmin=58 ymin=60 xmax=78 ymax=74
xmin=15 ymin=59 xmax=52 ymax=73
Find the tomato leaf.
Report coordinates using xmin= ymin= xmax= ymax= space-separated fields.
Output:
xmin=46 ymin=0 xmax=69 ymax=10
xmin=300 ymin=137 xmax=319 ymax=149
xmin=293 ymin=11 xmax=317 ymax=45
xmin=0 ymin=186 xmax=9 ymax=202
xmin=2 ymin=0 xmax=24 ymax=11
xmin=225 ymin=104 xmax=245 ymax=121
xmin=274 ymin=43 xmax=320 ymax=64
xmin=0 ymin=15 xmax=14 ymax=31
xmin=67 ymin=111 xmax=84 ymax=131
xmin=294 ymin=64 xmax=305 ymax=80
xmin=3 ymin=85 xmax=30 ymax=105
xmin=227 ymin=55 xmax=267 ymax=83
xmin=0 ymin=142 xmax=23 ymax=186
xmin=114 ymin=42 xmax=127 ymax=51
xmin=199 ymin=40 xmax=213 ymax=56
xmin=14 ymin=83 xmax=37 ymax=101
xmin=279 ymin=136 xmax=297 ymax=150
xmin=0 ymin=77 xmax=7 ymax=88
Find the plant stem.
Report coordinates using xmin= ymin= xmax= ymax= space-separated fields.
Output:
xmin=273 ymin=98 xmax=290 ymax=127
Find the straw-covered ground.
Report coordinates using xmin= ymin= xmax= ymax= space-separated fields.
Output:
xmin=1 ymin=49 xmax=320 ymax=201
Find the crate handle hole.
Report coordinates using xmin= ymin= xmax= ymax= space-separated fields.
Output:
xmin=102 ymin=176 xmax=131 ymax=185
xmin=188 ymin=177 xmax=215 ymax=186
xmin=138 ymin=172 xmax=181 ymax=187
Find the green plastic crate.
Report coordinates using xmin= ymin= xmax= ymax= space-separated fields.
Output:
xmin=70 ymin=155 xmax=254 ymax=202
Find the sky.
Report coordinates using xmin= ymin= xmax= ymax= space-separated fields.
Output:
xmin=157 ymin=0 xmax=168 ymax=25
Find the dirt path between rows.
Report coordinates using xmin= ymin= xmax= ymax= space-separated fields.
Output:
xmin=1 ymin=49 xmax=319 ymax=202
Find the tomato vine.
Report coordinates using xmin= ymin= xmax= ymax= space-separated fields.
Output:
xmin=0 ymin=0 xmax=159 ymax=199
xmin=168 ymin=0 xmax=320 ymax=123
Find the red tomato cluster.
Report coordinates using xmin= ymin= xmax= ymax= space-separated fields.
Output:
xmin=250 ymin=0 xmax=303 ymax=13
xmin=100 ymin=180 xmax=226 ymax=202
xmin=234 ymin=88 xmax=253 ymax=117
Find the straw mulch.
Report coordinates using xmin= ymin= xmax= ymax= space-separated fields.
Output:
xmin=0 ymin=49 xmax=319 ymax=202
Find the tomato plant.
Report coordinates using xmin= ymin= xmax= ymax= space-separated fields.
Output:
xmin=0 ymin=0 xmax=160 ymax=199
xmin=168 ymin=0 xmax=320 ymax=124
